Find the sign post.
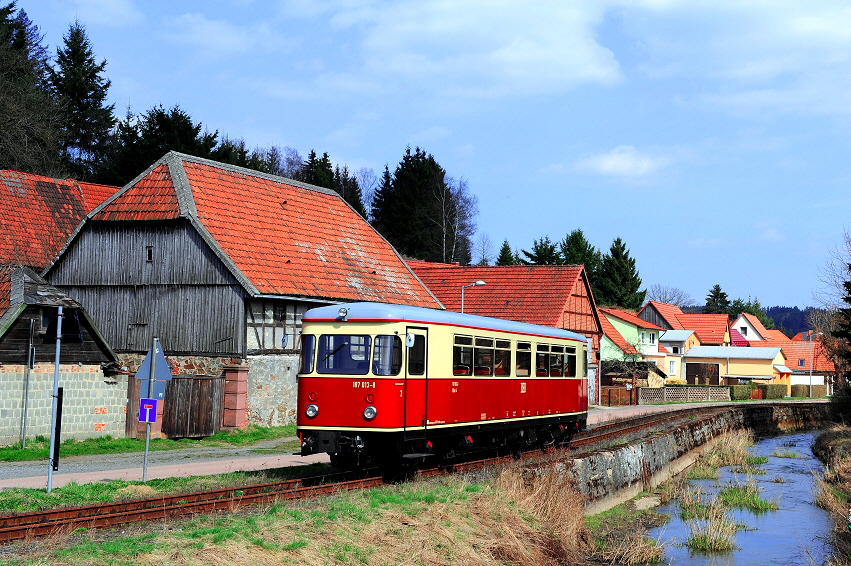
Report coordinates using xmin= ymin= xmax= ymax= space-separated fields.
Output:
xmin=135 ymin=337 xmax=171 ymax=481
xmin=46 ymin=306 xmax=63 ymax=493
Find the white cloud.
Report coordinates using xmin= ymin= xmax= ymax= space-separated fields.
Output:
xmin=573 ymin=145 xmax=669 ymax=177
xmin=164 ymin=13 xmax=289 ymax=56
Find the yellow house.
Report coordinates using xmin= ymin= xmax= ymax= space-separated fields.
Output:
xmin=659 ymin=330 xmax=701 ymax=383
xmin=682 ymin=346 xmax=792 ymax=395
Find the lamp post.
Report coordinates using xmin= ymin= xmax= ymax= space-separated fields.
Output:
xmin=809 ymin=331 xmax=823 ymax=398
xmin=461 ymin=280 xmax=485 ymax=313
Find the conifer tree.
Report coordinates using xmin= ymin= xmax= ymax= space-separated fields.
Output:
xmin=704 ymin=284 xmax=731 ymax=314
xmin=496 ymin=239 xmax=517 ymax=266
xmin=49 ymin=20 xmax=115 ymax=179
xmin=332 ymin=165 xmax=367 ymax=218
xmin=560 ymin=229 xmax=601 ymax=292
xmin=0 ymin=2 xmax=63 ymax=175
xmin=595 ymin=237 xmax=646 ymax=309
xmin=520 ymin=236 xmax=561 ymax=265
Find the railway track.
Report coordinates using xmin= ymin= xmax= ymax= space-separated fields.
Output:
xmin=0 ymin=404 xmax=723 ymax=544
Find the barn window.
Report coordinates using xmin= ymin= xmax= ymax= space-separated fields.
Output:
xmin=145 ymin=246 xmax=153 ymax=262
xmin=246 ymin=300 xmax=310 ymax=353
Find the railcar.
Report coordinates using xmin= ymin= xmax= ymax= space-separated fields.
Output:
xmin=296 ymin=302 xmax=588 ymax=467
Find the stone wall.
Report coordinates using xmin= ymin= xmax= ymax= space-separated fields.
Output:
xmin=572 ymin=403 xmax=829 ymax=514
xmin=0 ymin=364 xmax=128 ymax=445
xmin=245 ymin=354 xmax=299 ymax=426
xmin=117 ymin=353 xmax=241 ymax=377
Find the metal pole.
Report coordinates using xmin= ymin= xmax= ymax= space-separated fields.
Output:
xmin=142 ymin=337 xmax=158 ymax=482
xmin=461 ymin=286 xmax=466 ymax=313
xmin=47 ymin=306 xmax=64 ymax=493
xmin=20 ymin=318 xmax=34 ymax=448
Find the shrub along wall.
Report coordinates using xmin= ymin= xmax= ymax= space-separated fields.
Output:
xmin=729 ymin=385 xmax=753 ymax=400
xmin=790 ymin=384 xmax=827 ymax=398
xmin=754 ymin=384 xmax=787 ymax=399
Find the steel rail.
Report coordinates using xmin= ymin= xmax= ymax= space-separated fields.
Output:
xmin=0 ymin=403 xmax=736 ymax=544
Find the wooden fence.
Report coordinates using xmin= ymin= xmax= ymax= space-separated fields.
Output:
xmin=161 ymin=375 xmax=225 ymax=438
xmin=600 ymin=386 xmax=637 ymax=407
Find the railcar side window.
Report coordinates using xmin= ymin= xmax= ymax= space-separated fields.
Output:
xmin=453 ymin=335 xmax=473 ymax=375
xmin=494 ymin=339 xmax=511 ymax=376
xmin=317 ymin=335 xmax=371 ymax=374
xmin=300 ymin=334 xmax=315 ymax=374
xmin=536 ymin=344 xmax=549 ymax=376
xmin=550 ymin=345 xmax=564 ymax=377
xmin=565 ymin=346 xmax=577 ymax=377
xmin=373 ymin=335 xmax=402 ymax=376
xmin=516 ymin=342 xmax=531 ymax=377
xmin=408 ymin=334 xmax=426 ymax=375
xmin=474 ymin=337 xmax=494 ymax=376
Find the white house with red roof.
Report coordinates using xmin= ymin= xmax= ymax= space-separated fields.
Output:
xmin=44 ymin=152 xmax=443 ymax=428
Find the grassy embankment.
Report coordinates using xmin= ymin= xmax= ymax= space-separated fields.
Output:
xmin=813 ymin=424 xmax=851 ymax=565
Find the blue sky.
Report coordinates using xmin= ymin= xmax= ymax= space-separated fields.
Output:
xmin=23 ymin=1 xmax=851 ymax=308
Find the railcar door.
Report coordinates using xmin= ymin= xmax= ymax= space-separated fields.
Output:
xmin=404 ymin=327 xmax=428 ymax=440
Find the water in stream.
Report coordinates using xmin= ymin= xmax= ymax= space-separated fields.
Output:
xmin=646 ymin=430 xmax=835 ymax=565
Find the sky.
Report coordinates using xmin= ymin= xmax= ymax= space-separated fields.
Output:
xmin=21 ymin=0 xmax=851 ymax=308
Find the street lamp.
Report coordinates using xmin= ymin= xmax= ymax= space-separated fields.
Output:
xmin=460 ymin=280 xmax=485 ymax=313
xmin=809 ymin=331 xmax=824 ymax=398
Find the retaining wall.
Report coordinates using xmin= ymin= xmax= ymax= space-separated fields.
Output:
xmin=573 ymin=403 xmax=828 ymax=514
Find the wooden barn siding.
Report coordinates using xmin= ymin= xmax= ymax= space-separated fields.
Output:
xmin=160 ymin=376 xmax=224 ymax=438
xmin=0 ymin=309 xmax=111 ymax=364
xmin=48 ymin=220 xmax=237 ymax=286
xmin=638 ymin=306 xmax=672 ymax=330
xmin=58 ymin=285 xmax=245 ymax=355
xmin=47 ymin=220 xmax=247 ymax=355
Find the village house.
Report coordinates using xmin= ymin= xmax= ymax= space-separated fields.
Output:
xmin=43 ymin=152 xmax=442 ymax=430
xmin=682 ymin=345 xmax=792 ymax=393
xmin=0 ymin=171 xmax=120 ymax=444
xmin=598 ymin=307 xmax=666 ymax=387
xmin=407 ymin=261 xmax=603 ymax=402
xmin=638 ymin=300 xmax=731 ymax=346
xmin=658 ymin=330 xmax=699 ymax=381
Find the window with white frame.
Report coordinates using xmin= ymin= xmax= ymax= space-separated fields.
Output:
xmin=740 ymin=326 xmax=747 ymax=336
xmin=649 ymin=332 xmax=656 ymax=345
xmin=246 ymin=300 xmax=312 ymax=353
xmin=669 ymin=360 xmax=676 ymax=375
xmin=672 ymin=346 xmax=680 ymax=354
xmin=640 ymin=331 xmax=646 ymax=344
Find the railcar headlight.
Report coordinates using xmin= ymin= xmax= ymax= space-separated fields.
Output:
xmin=305 ymin=404 xmax=319 ymax=418
xmin=363 ymin=406 xmax=377 ymax=420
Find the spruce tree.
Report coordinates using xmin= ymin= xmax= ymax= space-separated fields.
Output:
xmin=332 ymin=165 xmax=367 ymax=217
xmin=49 ymin=20 xmax=115 ymax=180
xmin=560 ymin=229 xmax=601 ymax=292
xmin=496 ymin=239 xmax=516 ymax=266
xmin=520 ymin=236 xmax=561 ymax=265
xmin=595 ymin=237 xmax=646 ymax=309
xmin=704 ymin=284 xmax=731 ymax=314
xmin=0 ymin=2 xmax=63 ymax=175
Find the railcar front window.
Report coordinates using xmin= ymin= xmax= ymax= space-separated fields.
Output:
xmin=516 ymin=342 xmax=531 ymax=377
xmin=300 ymin=334 xmax=315 ymax=374
xmin=373 ymin=335 xmax=402 ymax=376
xmin=454 ymin=335 xmax=473 ymax=375
xmin=317 ymin=335 xmax=371 ymax=374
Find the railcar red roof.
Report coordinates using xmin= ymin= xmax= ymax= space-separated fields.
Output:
xmin=81 ymin=153 xmax=442 ymax=307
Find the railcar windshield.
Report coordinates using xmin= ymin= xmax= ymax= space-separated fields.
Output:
xmin=316 ymin=334 xmax=371 ymax=374
xmin=372 ymin=335 xmax=402 ymax=375
xmin=300 ymin=334 xmax=315 ymax=373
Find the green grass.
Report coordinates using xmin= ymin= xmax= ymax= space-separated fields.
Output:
xmin=0 ymin=424 xmax=296 ymax=462
xmin=771 ymin=450 xmax=803 ymax=459
xmin=717 ymin=482 xmax=778 ymax=512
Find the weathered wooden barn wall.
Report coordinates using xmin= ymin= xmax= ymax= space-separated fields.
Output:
xmin=0 ymin=364 xmax=127 ymax=445
xmin=47 ymin=220 xmax=247 ymax=355
xmin=0 ymin=309 xmax=112 ymax=364
xmin=246 ymin=355 xmax=300 ymax=426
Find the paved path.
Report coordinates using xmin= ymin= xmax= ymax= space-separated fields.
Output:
xmin=0 ymin=401 xmax=821 ymax=490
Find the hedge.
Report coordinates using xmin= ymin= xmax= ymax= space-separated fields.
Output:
xmin=754 ymin=384 xmax=787 ymax=399
xmin=790 ymin=384 xmax=827 ymax=398
xmin=729 ymin=384 xmax=753 ymax=400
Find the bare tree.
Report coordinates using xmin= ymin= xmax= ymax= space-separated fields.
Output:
xmin=355 ymin=167 xmax=377 ymax=219
xmin=814 ymin=227 xmax=851 ymax=309
xmin=646 ymin=284 xmax=694 ymax=308
xmin=473 ymin=232 xmax=494 ymax=266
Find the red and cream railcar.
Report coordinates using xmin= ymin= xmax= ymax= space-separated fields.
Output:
xmin=297 ymin=302 xmax=587 ymax=466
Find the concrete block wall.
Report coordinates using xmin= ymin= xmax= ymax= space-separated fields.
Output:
xmin=0 ymin=364 xmax=128 ymax=446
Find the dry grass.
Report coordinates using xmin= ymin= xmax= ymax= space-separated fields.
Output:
xmin=686 ymin=502 xmax=738 ymax=552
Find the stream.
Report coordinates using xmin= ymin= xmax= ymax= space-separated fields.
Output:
xmin=646 ymin=430 xmax=835 ymax=565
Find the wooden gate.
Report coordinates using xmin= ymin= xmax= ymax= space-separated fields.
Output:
xmin=161 ymin=375 xmax=225 ymax=438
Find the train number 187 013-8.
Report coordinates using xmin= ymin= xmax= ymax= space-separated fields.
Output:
xmin=352 ymin=381 xmax=376 ymax=389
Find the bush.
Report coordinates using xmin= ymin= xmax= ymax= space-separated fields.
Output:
xmin=729 ymin=385 xmax=753 ymax=400
xmin=791 ymin=384 xmax=827 ymax=398
xmin=666 ymin=378 xmax=687 ymax=385
xmin=754 ymin=384 xmax=786 ymax=399
xmin=829 ymin=387 xmax=851 ymax=424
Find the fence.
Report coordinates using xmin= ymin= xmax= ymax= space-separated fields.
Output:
xmin=639 ymin=386 xmax=731 ymax=405
xmin=600 ymin=386 xmax=637 ymax=407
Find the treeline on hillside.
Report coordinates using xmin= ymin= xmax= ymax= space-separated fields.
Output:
xmin=0 ymin=2 xmax=477 ymax=265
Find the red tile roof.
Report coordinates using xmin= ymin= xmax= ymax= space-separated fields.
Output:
xmin=599 ymin=307 xmax=663 ymax=330
xmin=730 ymin=328 xmax=749 ymax=347
xmin=599 ymin=313 xmax=638 ymax=356
xmin=82 ymin=153 xmax=441 ymax=307
xmin=676 ymin=313 xmax=729 ymax=345
xmin=0 ymin=171 xmax=118 ymax=269
xmin=408 ymin=261 xmax=601 ymax=335
xmin=0 ymin=265 xmax=14 ymax=313
xmin=641 ymin=301 xmax=686 ymax=329
xmin=737 ymin=313 xmax=769 ymax=338
xmin=762 ymin=330 xmax=790 ymax=342
xmin=761 ymin=339 xmax=835 ymax=373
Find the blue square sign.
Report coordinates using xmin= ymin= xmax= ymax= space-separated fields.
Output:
xmin=139 ymin=398 xmax=158 ymax=424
